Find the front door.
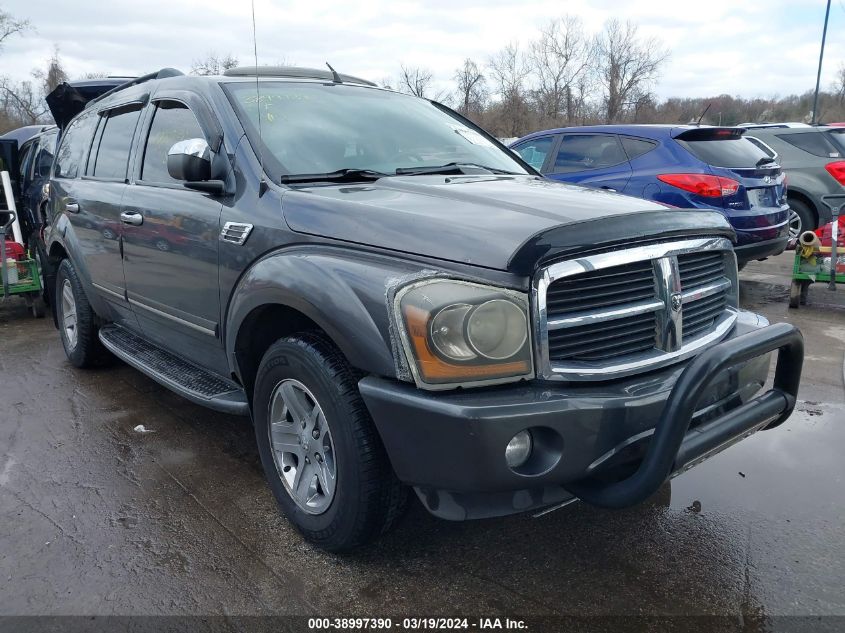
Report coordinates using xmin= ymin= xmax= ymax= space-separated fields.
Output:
xmin=120 ymin=99 xmax=225 ymax=373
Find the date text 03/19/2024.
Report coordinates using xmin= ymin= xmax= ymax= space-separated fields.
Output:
xmin=308 ymin=617 xmax=528 ymax=630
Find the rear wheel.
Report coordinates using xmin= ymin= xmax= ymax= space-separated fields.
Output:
xmin=788 ymin=198 xmax=815 ymax=242
xmin=788 ymin=279 xmax=801 ymax=309
xmin=253 ymin=332 xmax=408 ymax=552
xmin=55 ymin=259 xmax=113 ymax=367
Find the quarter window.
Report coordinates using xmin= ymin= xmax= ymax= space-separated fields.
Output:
xmin=553 ymin=134 xmax=627 ymax=173
xmin=90 ymin=105 xmax=143 ymax=180
xmin=512 ymin=136 xmax=555 ymax=171
xmin=621 ymin=136 xmax=658 ymax=160
xmin=777 ymin=132 xmax=842 ymax=158
xmin=141 ymin=101 xmax=205 ymax=184
xmin=54 ymin=111 xmax=98 ymax=179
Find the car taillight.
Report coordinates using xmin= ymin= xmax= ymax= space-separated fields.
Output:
xmin=657 ymin=173 xmax=740 ymax=197
xmin=824 ymin=161 xmax=845 ymax=186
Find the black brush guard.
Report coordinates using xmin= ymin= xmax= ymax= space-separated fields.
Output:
xmin=566 ymin=322 xmax=803 ymax=509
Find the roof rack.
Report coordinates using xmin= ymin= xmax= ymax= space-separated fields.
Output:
xmin=223 ymin=65 xmax=377 ymax=87
xmin=88 ymin=68 xmax=185 ymax=106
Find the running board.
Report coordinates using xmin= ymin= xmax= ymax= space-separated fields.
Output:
xmin=98 ymin=325 xmax=250 ymax=416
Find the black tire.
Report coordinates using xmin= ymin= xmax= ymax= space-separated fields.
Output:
xmin=55 ymin=259 xmax=113 ymax=367
xmin=788 ymin=198 xmax=816 ymax=237
xmin=788 ymin=279 xmax=801 ymax=309
xmin=253 ymin=332 xmax=408 ymax=552
xmin=31 ymin=295 xmax=46 ymax=318
xmin=27 ymin=234 xmax=49 ymax=306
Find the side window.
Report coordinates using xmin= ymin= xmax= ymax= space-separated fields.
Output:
xmin=141 ymin=101 xmax=205 ymax=184
xmin=33 ymin=132 xmax=58 ymax=179
xmin=55 ymin=112 xmax=98 ymax=179
xmin=18 ymin=142 xmax=35 ymax=181
xmin=621 ymin=136 xmax=658 ymax=161
xmin=553 ymin=134 xmax=627 ymax=173
xmin=90 ymin=105 xmax=143 ymax=180
xmin=776 ymin=132 xmax=841 ymax=158
xmin=512 ymin=136 xmax=555 ymax=171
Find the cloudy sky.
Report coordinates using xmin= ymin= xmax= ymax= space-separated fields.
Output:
xmin=1 ymin=0 xmax=842 ymax=101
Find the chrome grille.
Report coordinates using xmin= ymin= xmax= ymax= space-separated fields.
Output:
xmin=533 ymin=237 xmax=738 ymax=381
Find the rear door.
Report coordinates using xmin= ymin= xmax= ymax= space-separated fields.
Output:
xmin=545 ymin=133 xmax=632 ymax=191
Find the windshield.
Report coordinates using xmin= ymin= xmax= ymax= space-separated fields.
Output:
xmin=224 ymin=81 xmax=529 ymax=181
xmin=678 ymin=137 xmax=774 ymax=168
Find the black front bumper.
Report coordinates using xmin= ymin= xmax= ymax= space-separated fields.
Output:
xmin=359 ymin=315 xmax=803 ymax=520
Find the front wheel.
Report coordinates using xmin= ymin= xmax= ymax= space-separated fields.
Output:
xmin=253 ymin=332 xmax=408 ymax=552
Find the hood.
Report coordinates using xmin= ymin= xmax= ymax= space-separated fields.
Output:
xmin=282 ymin=175 xmax=735 ymax=274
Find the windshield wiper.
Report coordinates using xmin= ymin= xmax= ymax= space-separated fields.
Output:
xmin=280 ymin=168 xmax=389 ymax=184
xmin=395 ymin=162 xmax=520 ymax=176
xmin=756 ymin=157 xmax=777 ymax=167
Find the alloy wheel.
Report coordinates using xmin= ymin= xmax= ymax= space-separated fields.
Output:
xmin=788 ymin=210 xmax=803 ymax=243
xmin=268 ymin=378 xmax=337 ymax=514
xmin=61 ymin=279 xmax=78 ymax=350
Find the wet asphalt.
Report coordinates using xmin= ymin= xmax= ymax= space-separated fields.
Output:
xmin=0 ymin=251 xmax=843 ymax=628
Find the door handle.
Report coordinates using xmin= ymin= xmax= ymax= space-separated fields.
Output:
xmin=120 ymin=211 xmax=144 ymax=226
xmin=65 ymin=200 xmax=79 ymax=213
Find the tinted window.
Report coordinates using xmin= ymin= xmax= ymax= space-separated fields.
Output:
xmin=91 ymin=105 xmax=142 ymax=179
xmin=553 ymin=134 xmax=627 ymax=173
xmin=18 ymin=142 xmax=35 ymax=181
xmin=679 ymin=137 xmax=771 ymax=168
xmin=141 ymin=102 xmax=205 ymax=183
xmin=745 ymin=136 xmax=777 ymax=158
xmin=621 ymin=136 xmax=657 ymax=160
xmin=54 ymin=111 xmax=97 ymax=179
xmin=512 ymin=136 xmax=555 ymax=170
xmin=33 ymin=131 xmax=58 ymax=178
xmin=829 ymin=130 xmax=845 ymax=153
xmin=776 ymin=132 xmax=841 ymax=158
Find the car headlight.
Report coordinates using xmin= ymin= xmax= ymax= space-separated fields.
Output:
xmin=394 ymin=279 xmax=533 ymax=389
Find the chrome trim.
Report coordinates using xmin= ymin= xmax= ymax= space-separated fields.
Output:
xmin=92 ymin=282 xmax=126 ymax=302
xmin=547 ymin=299 xmax=664 ymax=330
xmin=681 ymin=278 xmax=732 ymax=303
xmin=220 ymin=221 xmax=253 ymax=245
xmin=532 ymin=237 xmax=737 ymax=381
xmin=127 ymin=297 xmax=216 ymax=337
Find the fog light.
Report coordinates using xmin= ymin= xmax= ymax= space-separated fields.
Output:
xmin=505 ymin=430 xmax=533 ymax=468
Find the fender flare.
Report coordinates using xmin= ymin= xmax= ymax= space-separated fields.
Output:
xmin=224 ymin=248 xmax=423 ymax=381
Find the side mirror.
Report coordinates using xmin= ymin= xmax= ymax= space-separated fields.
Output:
xmin=167 ymin=138 xmax=212 ymax=182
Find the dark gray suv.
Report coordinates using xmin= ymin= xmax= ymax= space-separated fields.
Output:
xmin=43 ymin=67 xmax=803 ymax=551
xmin=744 ymin=127 xmax=845 ymax=237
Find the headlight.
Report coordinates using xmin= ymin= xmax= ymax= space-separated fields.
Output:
xmin=394 ymin=279 xmax=533 ymax=389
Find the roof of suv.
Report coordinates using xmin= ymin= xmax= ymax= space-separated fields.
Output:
xmin=514 ymin=124 xmax=743 ymax=143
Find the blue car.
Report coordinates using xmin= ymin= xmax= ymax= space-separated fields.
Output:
xmin=510 ymin=125 xmax=790 ymax=266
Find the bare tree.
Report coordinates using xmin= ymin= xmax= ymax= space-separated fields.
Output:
xmin=529 ymin=16 xmax=591 ymax=125
xmin=0 ymin=7 xmax=29 ymax=52
xmin=594 ymin=19 xmax=668 ymax=123
xmin=487 ymin=43 xmax=532 ymax=136
xmin=190 ymin=52 xmax=239 ymax=76
xmin=835 ymin=63 xmax=845 ymax=104
xmin=398 ymin=64 xmax=434 ymax=98
xmin=452 ymin=58 xmax=487 ymax=117
xmin=33 ymin=48 xmax=68 ymax=94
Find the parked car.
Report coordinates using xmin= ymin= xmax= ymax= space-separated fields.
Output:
xmin=736 ymin=122 xmax=812 ymax=130
xmin=742 ymin=126 xmax=845 ymax=236
xmin=0 ymin=78 xmax=134 ymax=302
xmin=510 ymin=125 xmax=791 ymax=266
xmin=31 ymin=67 xmax=802 ymax=551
